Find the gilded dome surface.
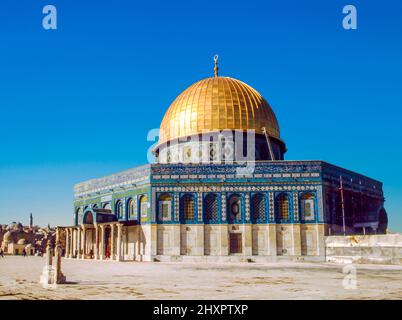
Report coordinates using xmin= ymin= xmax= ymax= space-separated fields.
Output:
xmin=157 ymin=76 xmax=280 ymax=146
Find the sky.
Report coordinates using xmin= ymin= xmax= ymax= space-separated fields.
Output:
xmin=0 ymin=0 xmax=401 ymax=231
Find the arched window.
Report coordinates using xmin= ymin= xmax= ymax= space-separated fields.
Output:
xmin=275 ymin=193 xmax=290 ymax=221
xmin=204 ymin=194 xmax=219 ymax=223
xmin=127 ymin=198 xmax=135 ymax=219
xmin=76 ymin=208 xmax=83 ymax=225
xmin=228 ymin=194 xmax=241 ymax=223
xmin=103 ymin=202 xmax=111 ymax=210
xmin=180 ymin=194 xmax=195 ymax=222
xmin=139 ymin=195 xmax=148 ymax=218
xmin=251 ymin=193 xmax=266 ymax=223
xmin=92 ymin=203 xmax=98 ymax=209
xmin=300 ymin=193 xmax=315 ymax=221
xmin=115 ymin=200 xmax=123 ymax=219
xmin=83 ymin=211 xmax=93 ymax=224
xmin=158 ymin=193 xmax=172 ymax=222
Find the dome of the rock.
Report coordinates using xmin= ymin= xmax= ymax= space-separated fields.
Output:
xmin=155 ymin=65 xmax=287 ymax=163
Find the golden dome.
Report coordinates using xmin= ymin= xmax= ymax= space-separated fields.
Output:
xmin=157 ymin=76 xmax=281 ymax=147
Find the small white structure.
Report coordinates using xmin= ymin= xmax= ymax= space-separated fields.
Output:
xmin=39 ymin=241 xmax=56 ymax=288
xmin=325 ymin=234 xmax=402 ymax=265
xmin=54 ymin=241 xmax=66 ymax=284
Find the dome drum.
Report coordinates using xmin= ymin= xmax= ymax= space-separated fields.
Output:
xmin=157 ymin=131 xmax=286 ymax=164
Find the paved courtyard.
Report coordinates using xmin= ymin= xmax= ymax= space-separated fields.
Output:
xmin=0 ymin=256 xmax=401 ymax=299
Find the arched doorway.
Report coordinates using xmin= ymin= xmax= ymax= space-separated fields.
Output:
xmin=83 ymin=211 xmax=94 ymax=224
xmin=228 ymin=194 xmax=242 ymax=254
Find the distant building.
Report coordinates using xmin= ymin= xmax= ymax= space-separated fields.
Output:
xmin=0 ymin=218 xmax=55 ymax=255
xmin=61 ymin=60 xmax=388 ymax=262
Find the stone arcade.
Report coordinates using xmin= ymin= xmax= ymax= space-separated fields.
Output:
xmin=60 ymin=59 xmax=388 ymax=262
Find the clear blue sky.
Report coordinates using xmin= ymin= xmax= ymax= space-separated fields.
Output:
xmin=0 ymin=0 xmax=401 ymax=231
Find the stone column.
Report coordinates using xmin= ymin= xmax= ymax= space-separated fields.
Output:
xmin=111 ymin=224 xmax=115 ymax=260
xmin=72 ymin=229 xmax=76 ymax=258
xmin=65 ymin=228 xmax=70 ymax=258
xmin=55 ymin=227 xmax=60 ymax=243
xmin=70 ymin=228 xmax=74 ymax=258
xmin=54 ymin=241 xmax=66 ymax=284
xmin=244 ymin=224 xmax=253 ymax=256
xmin=292 ymin=224 xmax=302 ymax=256
xmin=94 ymin=224 xmax=99 ymax=260
xmin=77 ymin=227 xmax=81 ymax=259
xmin=40 ymin=240 xmax=54 ymax=286
xmin=69 ymin=228 xmax=72 ymax=258
xmin=76 ymin=228 xmax=80 ymax=258
xmin=82 ymin=226 xmax=87 ymax=259
xmin=117 ymin=224 xmax=122 ymax=261
xmin=316 ymin=224 xmax=326 ymax=257
xmin=137 ymin=226 xmax=141 ymax=256
xmin=46 ymin=240 xmax=53 ymax=267
xmin=100 ymin=225 xmax=105 ymax=260
xmin=69 ymin=229 xmax=73 ymax=257
xmin=268 ymin=224 xmax=277 ymax=256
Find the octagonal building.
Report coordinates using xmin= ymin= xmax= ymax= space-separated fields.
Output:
xmin=63 ymin=61 xmax=388 ymax=262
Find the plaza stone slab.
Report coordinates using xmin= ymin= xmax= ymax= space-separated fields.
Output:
xmin=0 ymin=256 xmax=402 ymax=300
